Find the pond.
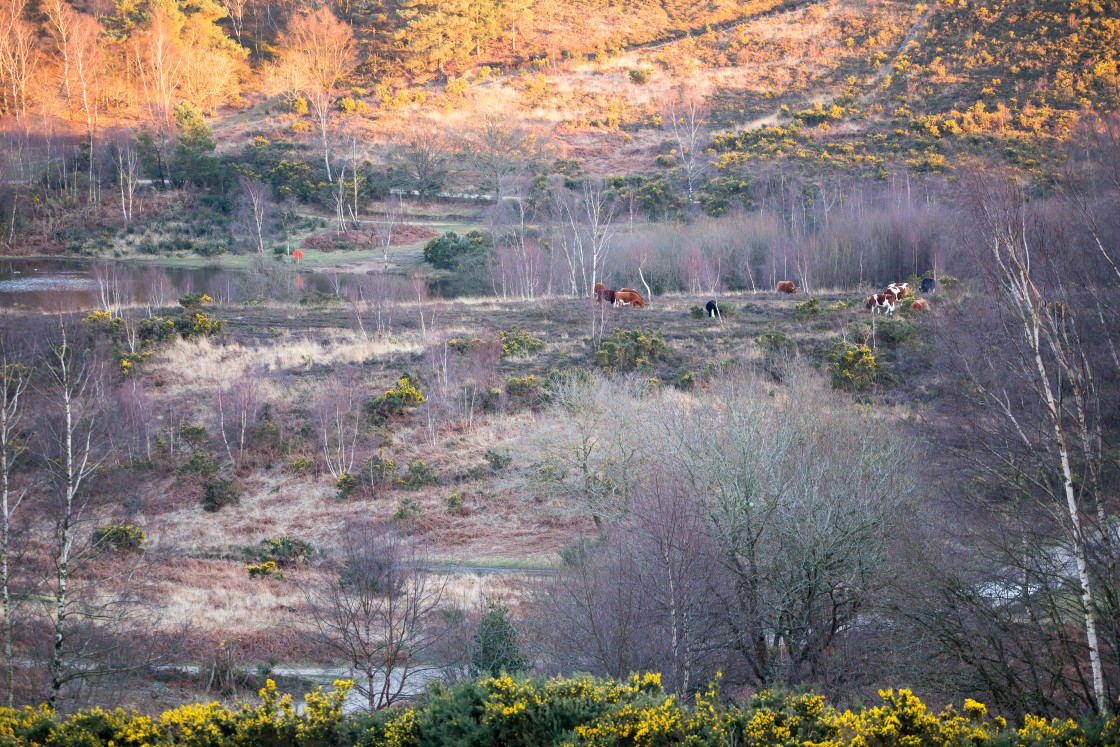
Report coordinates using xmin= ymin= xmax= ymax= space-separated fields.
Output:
xmin=0 ymin=258 xmax=354 ymax=311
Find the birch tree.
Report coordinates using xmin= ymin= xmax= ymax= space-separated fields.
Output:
xmin=0 ymin=332 xmax=29 ymax=707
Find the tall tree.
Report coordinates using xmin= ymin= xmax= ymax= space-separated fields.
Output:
xmin=388 ymin=127 xmax=450 ymax=205
xmin=274 ymin=7 xmax=356 ymax=182
xmin=0 ymin=331 xmax=29 ymax=708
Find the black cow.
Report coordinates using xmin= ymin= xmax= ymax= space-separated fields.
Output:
xmin=920 ymin=277 xmax=935 ymax=294
xmin=706 ymin=300 xmax=721 ymax=319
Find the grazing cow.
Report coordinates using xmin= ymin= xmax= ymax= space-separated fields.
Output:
xmin=909 ymin=298 xmax=929 ymax=312
xmin=920 ymin=277 xmax=935 ymax=294
xmin=886 ymin=282 xmax=910 ymax=298
xmin=705 ymin=300 xmax=720 ymax=318
xmin=613 ymin=290 xmax=646 ymax=308
xmin=594 ymin=282 xmax=610 ymax=303
xmin=865 ymin=291 xmax=897 ymax=315
xmin=776 ymin=280 xmax=798 ymax=294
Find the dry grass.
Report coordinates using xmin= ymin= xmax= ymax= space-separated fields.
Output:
xmin=149 ymin=331 xmax=424 ymax=386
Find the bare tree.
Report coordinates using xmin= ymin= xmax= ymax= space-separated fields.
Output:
xmin=304 ymin=525 xmax=449 ymax=710
xmin=0 ymin=330 xmax=29 ymax=707
xmin=215 ymin=371 xmax=261 ymax=470
xmin=236 ymin=176 xmax=274 ymax=256
xmin=314 ymin=367 xmax=362 ymax=480
xmin=388 ymin=128 xmax=450 ymax=205
xmin=109 ymin=131 xmax=139 ymax=224
xmin=458 ymin=114 xmax=542 ymax=203
xmin=351 ymin=272 xmax=399 ymax=340
xmin=91 ymin=263 xmax=133 ymax=318
xmin=662 ymin=93 xmax=710 ymax=206
xmin=36 ymin=321 xmax=107 ymax=709
xmin=551 ymin=179 xmax=617 ymax=297
xmin=368 ymin=195 xmax=401 ymax=263
xmin=945 ymin=169 xmax=1118 ymax=713
xmin=274 ymin=8 xmax=357 ymax=181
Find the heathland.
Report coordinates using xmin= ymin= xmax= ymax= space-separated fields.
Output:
xmin=0 ymin=0 xmax=1118 ymax=735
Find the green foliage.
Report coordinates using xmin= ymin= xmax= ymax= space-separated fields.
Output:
xmin=1 ymin=679 xmax=1117 ymax=747
xmin=91 ymin=524 xmax=146 ymax=554
xmin=470 ymin=600 xmax=527 ymax=677
xmin=423 ymin=231 xmax=491 ymax=269
xmin=289 ymin=457 xmax=314 ymax=474
xmin=397 ymin=459 xmax=438 ymax=488
xmin=939 ymin=274 xmax=960 ymax=291
xmin=446 ymin=492 xmax=463 ymax=512
xmin=755 ymin=326 xmax=797 ymax=354
xmin=245 ymin=560 xmax=284 ymax=580
xmin=336 ymin=472 xmax=360 ymax=499
xmin=498 ymin=327 xmax=544 ymax=358
xmin=793 ymin=296 xmax=821 ymax=319
xmin=827 ymin=341 xmax=881 ymax=392
xmin=628 ymin=68 xmax=650 ymax=84
xmin=202 ymin=477 xmax=239 ymax=512
xmin=171 ymin=102 xmax=218 ymax=188
xmin=243 ymin=536 xmax=320 ymax=567
xmin=484 ymin=448 xmax=511 ymax=472
xmin=391 ymin=497 xmax=425 ymax=525
xmin=364 ymin=376 xmax=426 ymax=424
xmin=177 ymin=450 xmax=217 ymax=475
xmin=594 ymin=329 xmax=671 ymax=372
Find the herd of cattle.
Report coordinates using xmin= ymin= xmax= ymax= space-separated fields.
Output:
xmin=594 ymin=277 xmax=936 ymax=316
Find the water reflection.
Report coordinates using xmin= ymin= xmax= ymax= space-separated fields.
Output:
xmin=0 ymin=258 xmax=346 ymax=311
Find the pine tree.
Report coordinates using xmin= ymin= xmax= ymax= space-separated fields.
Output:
xmin=470 ymin=600 xmax=526 ymax=677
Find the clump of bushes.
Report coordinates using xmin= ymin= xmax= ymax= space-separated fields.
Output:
xmin=335 ymin=471 xmax=360 ymax=499
xmin=498 ymin=327 xmax=544 ymax=358
xmin=391 ymin=497 xmax=425 ymax=526
xmin=245 ymin=560 xmax=284 ymax=580
xmin=1 ymin=677 xmax=1118 ymax=747
xmin=423 ymin=230 xmax=490 ymax=269
xmin=505 ymin=374 xmax=542 ymax=408
xmin=594 ymin=328 xmax=671 ymax=372
xmin=92 ymin=524 xmax=146 ymax=554
xmin=364 ymin=375 xmax=425 ymax=424
xmin=202 ymin=477 xmax=239 ymax=512
xmin=826 ymin=341 xmax=883 ymax=392
xmin=755 ymin=326 xmax=797 ymax=354
xmin=397 ymin=458 xmax=438 ymax=488
xmin=243 ymin=536 xmax=319 ymax=566
xmin=689 ymin=302 xmax=738 ymax=319
xmin=793 ymin=295 xmax=821 ymax=318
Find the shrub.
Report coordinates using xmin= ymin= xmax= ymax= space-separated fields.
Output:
xmin=629 ymin=68 xmax=651 ymax=84
xmin=484 ymin=448 xmax=511 ymax=472
xmin=397 ymin=459 xmax=438 ymax=488
xmin=793 ymin=296 xmax=821 ymax=319
xmin=288 ymin=456 xmax=313 ymax=473
xmin=446 ymin=492 xmax=463 ymax=512
xmin=470 ymin=600 xmax=527 ymax=677
xmin=423 ymin=230 xmax=490 ymax=269
xmin=689 ymin=305 xmax=705 ymax=319
xmin=939 ymin=274 xmax=960 ymax=290
xmin=363 ymin=449 xmax=398 ymax=486
xmin=177 ymin=450 xmax=218 ymax=477
xmin=755 ymin=327 xmax=797 ymax=354
xmin=364 ymin=376 xmax=425 ymax=424
xmin=594 ymin=329 xmax=671 ymax=372
xmin=244 ymin=536 xmax=319 ymax=566
xmin=92 ymin=524 xmax=146 ymax=554
xmin=336 ymin=471 xmax=360 ymax=500
xmin=498 ymin=327 xmax=544 ymax=358
xmin=826 ymin=341 xmax=881 ymax=392
xmin=446 ymin=77 xmax=469 ymax=96
xmin=504 ymin=375 xmax=542 ymax=408
xmin=245 ymin=560 xmax=284 ymax=580
xmin=391 ymin=497 xmax=425 ymax=525
xmin=180 ymin=423 xmax=208 ymax=447
xmin=202 ymin=477 xmax=239 ymax=512
xmin=178 ymin=292 xmax=213 ymax=309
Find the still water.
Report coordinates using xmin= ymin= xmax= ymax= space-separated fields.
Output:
xmin=0 ymin=258 xmax=346 ymax=311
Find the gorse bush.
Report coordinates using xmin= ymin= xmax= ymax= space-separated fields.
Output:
xmin=594 ymin=329 xmax=671 ymax=372
xmin=498 ymin=327 xmax=544 ymax=358
xmin=2 ymin=678 xmax=1118 ymax=746
xmin=827 ymin=341 xmax=882 ymax=392
xmin=793 ymin=296 xmax=821 ymax=319
xmin=244 ymin=536 xmax=319 ymax=567
xmin=364 ymin=376 xmax=425 ymax=424
xmin=245 ymin=560 xmax=284 ymax=580
xmin=91 ymin=524 xmax=146 ymax=554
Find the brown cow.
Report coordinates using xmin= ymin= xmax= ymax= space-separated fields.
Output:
xmin=594 ymin=282 xmax=609 ymax=302
xmin=777 ymin=281 xmax=797 ymax=294
xmin=909 ymin=298 xmax=929 ymax=312
xmin=886 ymin=282 xmax=910 ymax=298
xmin=613 ymin=290 xmax=646 ymax=308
